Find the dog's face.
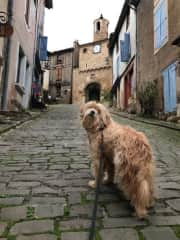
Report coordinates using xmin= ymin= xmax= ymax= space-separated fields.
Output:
xmin=80 ymin=101 xmax=111 ymax=132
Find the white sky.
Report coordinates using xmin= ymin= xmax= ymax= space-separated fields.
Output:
xmin=44 ymin=0 xmax=125 ymax=51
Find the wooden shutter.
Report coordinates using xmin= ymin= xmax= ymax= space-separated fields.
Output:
xmin=154 ymin=6 xmax=161 ymax=49
xmin=40 ymin=36 xmax=48 ymax=61
xmin=120 ymin=40 xmax=126 ymax=62
xmin=120 ymin=33 xmax=130 ymax=62
xmin=160 ymin=0 xmax=167 ymax=43
xmin=162 ymin=67 xmax=170 ymax=112
xmin=125 ymin=32 xmax=131 ymax=60
xmin=162 ymin=63 xmax=177 ymax=112
xmin=169 ymin=63 xmax=177 ymax=111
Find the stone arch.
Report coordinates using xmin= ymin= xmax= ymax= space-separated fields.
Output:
xmin=85 ymin=82 xmax=101 ymax=102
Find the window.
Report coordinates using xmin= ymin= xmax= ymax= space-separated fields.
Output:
xmin=57 ymin=56 xmax=62 ymax=64
xmin=96 ymin=21 xmax=101 ymax=32
xmin=120 ymin=32 xmax=131 ymax=62
xmin=126 ymin=8 xmax=130 ymax=31
xmin=24 ymin=63 xmax=30 ymax=88
xmin=25 ymin=0 xmax=30 ymax=26
xmin=154 ymin=0 xmax=168 ymax=51
xmin=83 ymin=48 xmax=87 ymax=53
xmin=16 ymin=47 xmax=25 ymax=84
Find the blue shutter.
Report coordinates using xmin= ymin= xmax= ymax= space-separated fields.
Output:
xmin=160 ymin=0 xmax=167 ymax=43
xmin=40 ymin=36 xmax=48 ymax=61
xmin=162 ymin=63 xmax=177 ymax=113
xmin=120 ymin=40 xmax=126 ymax=62
xmin=125 ymin=32 xmax=131 ymax=60
xmin=162 ymin=68 xmax=170 ymax=112
xmin=169 ymin=63 xmax=177 ymax=111
xmin=154 ymin=7 xmax=161 ymax=49
xmin=120 ymin=33 xmax=130 ymax=62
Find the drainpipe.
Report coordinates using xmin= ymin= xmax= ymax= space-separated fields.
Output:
xmin=1 ymin=0 xmax=13 ymax=110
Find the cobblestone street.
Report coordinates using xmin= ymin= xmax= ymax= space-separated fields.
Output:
xmin=0 ymin=104 xmax=179 ymax=240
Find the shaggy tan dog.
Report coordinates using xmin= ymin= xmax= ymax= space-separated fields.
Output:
xmin=80 ymin=101 xmax=154 ymax=218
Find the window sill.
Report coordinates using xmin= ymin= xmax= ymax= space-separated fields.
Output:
xmin=15 ymin=83 xmax=25 ymax=96
xmin=154 ymin=38 xmax=168 ymax=55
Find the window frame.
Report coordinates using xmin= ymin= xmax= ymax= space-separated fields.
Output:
xmin=25 ymin=0 xmax=30 ymax=27
xmin=153 ymin=0 xmax=168 ymax=53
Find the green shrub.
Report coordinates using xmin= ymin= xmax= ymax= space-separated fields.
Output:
xmin=138 ymin=81 xmax=158 ymax=116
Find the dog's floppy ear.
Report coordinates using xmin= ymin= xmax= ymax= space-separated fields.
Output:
xmin=97 ymin=103 xmax=111 ymax=127
xmin=80 ymin=104 xmax=85 ymax=120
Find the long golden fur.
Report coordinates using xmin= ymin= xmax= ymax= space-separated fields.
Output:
xmin=80 ymin=101 xmax=155 ymax=218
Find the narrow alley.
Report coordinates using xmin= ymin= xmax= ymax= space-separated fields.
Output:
xmin=0 ymin=105 xmax=179 ymax=240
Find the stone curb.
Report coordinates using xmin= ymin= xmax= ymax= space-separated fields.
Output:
xmin=0 ymin=111 xmax=43 ymax=135
xmin=110 ymin=109 xmax=180 ymax=131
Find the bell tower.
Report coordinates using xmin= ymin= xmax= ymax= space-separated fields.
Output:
xmin=93 ymin=14 xmax=109 ymax=42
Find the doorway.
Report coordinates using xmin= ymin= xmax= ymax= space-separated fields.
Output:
xmin=85 ymin=83 xmax=100 ymax=102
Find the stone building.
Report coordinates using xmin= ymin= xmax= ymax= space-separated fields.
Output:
xmin=47 ymin=48 xmax=74 ymax=103
xmin=109 ymin=0 xmax=139 ymax=112
xmin=137 ymin=0 xmax=180 ymax=116
xmin=72 ymin=15 xmax=112 ymax=104
xmin=1 ymin=0 xmax=52 ymax=111
xmin=0 ymin=0 xmax=8 ymax=108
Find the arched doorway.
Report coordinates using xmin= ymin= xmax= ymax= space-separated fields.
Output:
xmin=85 ymin=83 xmax=101 ymax=102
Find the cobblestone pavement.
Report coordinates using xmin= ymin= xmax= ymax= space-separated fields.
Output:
xmin=0 ymin=104 xmax=179 ymax=240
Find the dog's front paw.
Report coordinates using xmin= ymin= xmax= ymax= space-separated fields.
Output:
xmin=88 ymin=180 xmax=96 ymax=189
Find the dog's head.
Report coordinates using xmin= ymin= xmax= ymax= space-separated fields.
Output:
xmin=80 ymin=101 xmax=111 ymax=132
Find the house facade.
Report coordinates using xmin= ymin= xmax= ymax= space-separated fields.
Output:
xmin=47 ymin=48 xmax=74 ymax=104
xmin=72 ymin=15 xmax=112 ymax=104
xmin=137 ymin=0 xmax=180 ymax=116
xmin=109 ymin=0 xmax=139 ymax=112
xmin=0 ymin=0 xmax=8 ymax=108
xmin=1 ymin=0 xmax=52 ymax=111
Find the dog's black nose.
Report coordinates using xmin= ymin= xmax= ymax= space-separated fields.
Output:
xmin=89 ymin=110 xmax=95 ymax=116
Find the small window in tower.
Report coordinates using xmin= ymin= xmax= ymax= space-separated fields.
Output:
xmin=96 ymin=21 xmax=101 ymax=32
xmin=83 ymin=48 xmax=87 ymax=53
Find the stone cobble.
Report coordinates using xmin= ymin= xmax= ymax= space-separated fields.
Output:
xmin=0 ymin=104 xmax=179 ymax=239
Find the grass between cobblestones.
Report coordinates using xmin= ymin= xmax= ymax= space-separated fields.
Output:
xmin=7 ymin=236 xmax=16 ymax=240
xmin=1 ymin=221 xmax=15 ymax=239
xmin=134 ymin=226 xmax=145 ymax=240
xmin=54 ymin=220 xmax=61 ymax=239
xmin=27 ymin=206 xmax=35 ymax=219
xmin=64 ymin=204 xmax=70 ymax=217
xmin=81 ymin=192 xmax=87 ymax=205
xmin=95 ymin=230 xmax=101 ymax=240
xmin=172 ymin=225 xmax=180 ymax=238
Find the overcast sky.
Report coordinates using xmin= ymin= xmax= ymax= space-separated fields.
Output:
xmin=44 ymin=0 xmax=125 ymax=52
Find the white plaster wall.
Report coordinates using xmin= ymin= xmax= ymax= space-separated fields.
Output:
xmin=6 ymin=0 xmax=36 ymax=109
xmin=112 ymin=8 xmax=137 ymax=83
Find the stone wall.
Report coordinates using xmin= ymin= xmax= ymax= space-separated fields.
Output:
xmin=137 ymin=0 xmax=180 ymax=113
xmin=72 ymin=40 xmax=112 ymax=104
